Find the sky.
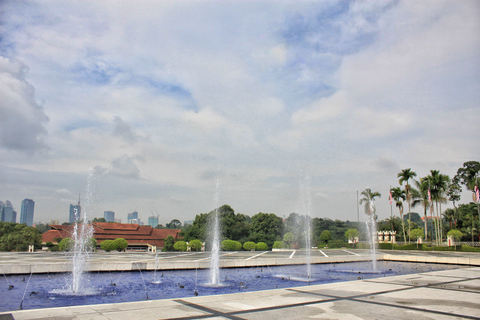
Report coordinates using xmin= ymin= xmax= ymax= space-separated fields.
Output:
xmin=0 ymin=0 xmax=479 ymax=226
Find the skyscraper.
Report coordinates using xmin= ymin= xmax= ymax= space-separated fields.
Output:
xmin=4 ymin=201 xmax=16 ymax=223
xmin=127 ymin=211 xmax=138 ymax=224
xmin=104 ymin=211 xmax=115 ymax=222
xmin=148 ymin=216 xmax=159 ymax=228
xmin=20 ymin=199 xmax=35 ymax=226
xmin=69 ymin=194 xmax=81 ymax=224
xmin=0 ymin=201 xmax=5 ymax=222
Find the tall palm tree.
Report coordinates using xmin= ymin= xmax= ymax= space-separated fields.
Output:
xmin=412 ymin=177 xmax=431 ymax=240
xmin=428 ymin=170 xmax=450 ymax=245
xmin=391 ymin=187 xmax=406 ymax=243
xmin=398 ymin=168 xmax=417 ymax=243
xmin=446 ymin=178 xmax=462 ymax=228
xmin=359 ymin=188 xmax=382 ymax=216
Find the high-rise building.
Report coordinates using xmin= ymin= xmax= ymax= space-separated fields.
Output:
xmin=0 ymin=201 xmax=5 ymax=222
xmin=69 ymin=204 xmax=81 ymax=223
xmin=148 ymin=216 xmax=159 ymax=228
xmin=3 ymin=201 xmax=16 ymax=223
xmin=20 ymin=199 xmax=35 ymax=226
xmin=69 ymin=195 xmax=81 ymax=223
xmin=127 ymin=211 xmax=138 ymax=224
xmin=104 ymin=211 xmax=115 ymax=222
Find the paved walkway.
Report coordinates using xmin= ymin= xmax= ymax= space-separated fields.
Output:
xmin=0 ymin=251 xmax=479 ymax=319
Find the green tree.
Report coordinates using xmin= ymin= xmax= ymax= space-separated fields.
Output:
xmin=410 ymin=228 xmax=424 ymax=249
xmin=243 ymin=241 xmax=256 ymax=251
xmin=58 ymin=238 xmax=74 ymax=251
xmin=166 ymin=219 xmax=182 ymax=229
xmin=412 ymin=177 xmax=433 ymax=240
xmin=272 ymin=241 xmax=284 ymax=249
xmin=163 ymin=235 xmax=175 ymax=251
xmin=391 ymin=186 xmax=406 ymax=242
xmin=345 ymin=228 xmax=359 ymax=243
xmin=283 ymin=213 xmax=310 ymax=247
xmin=398 ymin=168 xmax=417 ymax=243
xmin=173 ymin=240 xmax=188 ymax=251
xmin=454 ymin=161 xmax=480 ymax=228
xmin=221 ymin=239 xmax=242 ymax=251
xmin=428 ymin=170 xmax=450 ymax=244
xmin=93 ymin=217 xmax=107 ymax=223
xmin=188 ymin=239 xmax=203 ymax=252
xmin=255 ymin=242 xmax=268 ymax=251
xmin=35 ymin=223 xmax=51 ymax=234
xmin=319 ymin=230 xmax=332 ymax=245
xmin=359 ymin=188 xmax=381 ymax=216
xmin=114 ymin=238 xmax=128 ymax=252
xmin=249 ymin=212 xmax=283 ymax=248
xmin=100 ymin=240 xmax=116 ymax=252
xmin=447 ymin=178 xmax=462 ymax=226
xmin=0 ymin=222 xmax=42 ymax=251
xmin=283 ymin=232 xmax=294 ymax=249
xmin=447 ymin=229 xmax=463 ymax=243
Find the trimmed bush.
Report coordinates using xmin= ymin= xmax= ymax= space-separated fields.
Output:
xmin=327 ymin=240 xmax=346 ymax=248
xmin=221 ymin=240 xmax=242 ymax=251
xmin=272 ymin=241 xmax=284 ymax=249
xmin=174 ymin=240 xmax=188 ymax=251
xmin=189 ymin=239 xmax=202 ymax=252
xmin=243 ymin=241 xmax=256 ymax=251
xmin=432 ymin=245 xmax=457 ymax=251
xmin=58 ymin=238 xmax=74 ymax=251
xmin=113 ymin=238 xmax=127 ymax=252
xmin=461 ymin=245 xmax=480 ymax=252
xmin=100 ymin=240 xmax=116 ymax=252
xmin=255 ymin=242 xmax=268 ymax=251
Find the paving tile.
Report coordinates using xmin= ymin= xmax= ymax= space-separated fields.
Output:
xmin=355 ymin=286 xmax=480 ymax=319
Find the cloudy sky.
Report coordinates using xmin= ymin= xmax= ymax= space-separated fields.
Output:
xmin=0 ymin=0 xmax=479 ymax=225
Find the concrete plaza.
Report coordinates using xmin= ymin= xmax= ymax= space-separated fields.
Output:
xmin=0 ymin=250 xmax=479 ymax=319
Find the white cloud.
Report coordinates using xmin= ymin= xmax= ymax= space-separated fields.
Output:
xmin=0 ymin=57 xmax=49 ymax=152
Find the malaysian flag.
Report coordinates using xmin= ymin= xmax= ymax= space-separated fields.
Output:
xmin=389 ymin=189 xmax=393 ymax=205
xmin=428 ymin=189 xmax=431 ymax=202
xmin=475 ymin=185 xmax=480 ymax=203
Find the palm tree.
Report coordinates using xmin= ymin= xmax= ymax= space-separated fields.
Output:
xmin=398 ymin=168 xmax=417 ymax=243
xmin=446 ymin=178 xmax=462 ymax=228
xmin=391 ymin=187 xmax=406 ymax=243
xmin=412 ymin=177 xmax=432 ymax=241
xmin=428 ymin=170 xmax=450 ymax=245
xmin=359 ymin=188 xmax=382 ymax=216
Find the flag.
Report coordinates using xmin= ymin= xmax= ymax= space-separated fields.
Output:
xmin=428 ymin=189 xmax=431 ymax=202
xmin=475 ymin=185 xmax=480 ymax=203
xmin=389 ymin=189 xmax=392 ymax=205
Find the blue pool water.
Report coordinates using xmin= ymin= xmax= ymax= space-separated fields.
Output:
xmin=0 ymin=261 xmax=462 ymax=312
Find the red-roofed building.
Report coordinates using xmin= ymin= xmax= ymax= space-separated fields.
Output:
xmin=42 ymin=222 xmax=181 ymax=250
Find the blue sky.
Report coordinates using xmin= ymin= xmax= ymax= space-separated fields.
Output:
xmin=0 ymin=0 xmax=479 ymax=225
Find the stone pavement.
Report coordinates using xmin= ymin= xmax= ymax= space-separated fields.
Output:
xmin=0 ymin=250 xmax=479 ymax=319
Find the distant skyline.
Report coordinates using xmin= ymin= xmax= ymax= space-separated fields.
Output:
xmin=0 ymin=1 xmax=479 ymax=226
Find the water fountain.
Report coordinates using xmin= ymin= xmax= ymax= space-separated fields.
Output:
xmin=300 ymin=174 xmax=312 ymax=282
xmin=62 ymin=168 xmax=101 ymax=294
xmin=363 ymin=196 xmax=378 ymax=271
xmin=209 ymin=175 xmax=222 ymax=286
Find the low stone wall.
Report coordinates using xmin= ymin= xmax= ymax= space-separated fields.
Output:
xmin=2 ymin=253 xmax=480 ymax=275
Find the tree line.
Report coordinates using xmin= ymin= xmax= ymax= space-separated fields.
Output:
xmin=180 ymin=204 xmax=363 ymax=250
xmin=365 ymin=161 xmax=480 ymax=244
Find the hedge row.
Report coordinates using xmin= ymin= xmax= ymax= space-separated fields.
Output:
xmin=378 ymin=243 xmax=479 ymax=252
xmin=220 ymin=240 xmax=268 ymax=251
